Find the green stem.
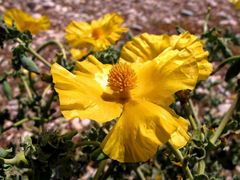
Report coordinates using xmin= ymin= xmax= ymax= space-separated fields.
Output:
xmin=211 ymin=55 xmax=240 ymax=75
xmin=210 ymin=93 xmax=240 ymax=144
xmin=203 ymin=7 xmax=211 ymax=33
xmin=16 ymin=38 xmax=51 ymax=68
xmin=2 ymin=118 xmax=28 ymax=133
xmin=77 ymin=140 xmax=100 ymax=147
xmin=35 ymin=40 xmax=67 ymax=59
xmin=189 ymin=99 xmax=200 ymax=126
xmin=93 ymin=159 xmax=107 ymax=180
xmin=20 ymin=75 xmax=33 ymax=100
xmin=167 ymin=142 xmax=194 ymax=180
xmin=135 ymin=167 xmax=146 ymax=180
xmin=183 ymin=103 xmax=198 ymax=131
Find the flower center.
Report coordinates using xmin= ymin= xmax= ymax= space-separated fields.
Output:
xmin=92 ymin=27 xmax=104 ymax=39
xmin=108 ymin=63 xmax=137 ymax=95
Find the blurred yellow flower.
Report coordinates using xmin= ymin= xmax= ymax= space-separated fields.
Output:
xmin=120 ymin=32 xmax=212 ymax=80
xmin=65 ymin=13 xmax=128 ymax=51
xmin=3 ymin=9 xmax=50 ymax=34
xmin=229 ymin=0 xmax=240 ymax=9
xmin=51 ymin=48 xmax=198 ymax=162
xmin=70 ymin=48 xmax=88 ymax=61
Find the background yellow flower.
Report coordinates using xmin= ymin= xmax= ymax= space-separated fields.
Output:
xmin=65 ymin=13 xmax=128 ymax=51
xmin=3 ymin=9 xmax=50 ymax=34
xmin=51 ymin=50 xmax=198 ymax=162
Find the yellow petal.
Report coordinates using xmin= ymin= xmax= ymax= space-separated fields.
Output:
xmin=197 ymin=59 xmax=213 ymax=80
xmin=65 ymin=13 xmax=128 ymax=51
xmin=170 ymin=32 xmax=212 ymax=80
xmin=3 ymin=9 xmax=50 ymax=34
xmin=70 ymin=48 xmax=88 ymax=61
xmin=101 ymin=99 xmax=179 ymax=163
xmin=130 ymin=48 xmax=198 ymax=106
xmin=51 ymin=62 xmax=122 ymax=123
xmin=166 ymin=108 xmax=190 ymax=149
xmin=169 ymin=116 xmax=190 ymax=149
xmin=121 ymin=32 xmax=212 ymax=81
xmin=120 ymin=33 xmax=171 ymax=63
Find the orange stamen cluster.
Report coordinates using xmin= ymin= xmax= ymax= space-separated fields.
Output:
xmin=108 ymin=63 xmax=137 ymax=93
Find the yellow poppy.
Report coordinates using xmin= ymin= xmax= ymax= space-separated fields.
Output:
xmin=3 ymin=9 xmax=50 ymax=34
xmin=70 ymin=48 xmax=88 ymax=61
xmin=51 ymin=47 xmax=198 ymax=162
xmin=229 ymin=0 xmax=240 ymax=9
xmin=120 ymin=32 xmax=212 ymax=80
xmin=65 ymin=13 xmax=128 ymax=51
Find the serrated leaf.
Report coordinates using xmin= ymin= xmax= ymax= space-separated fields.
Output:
xmin=225 ymin=59 xmax=240 ymax=81
xmin=2 ymin=80 xmax=12 ymax=100
xmin=20 ymin=55 xmax=40 ymax=73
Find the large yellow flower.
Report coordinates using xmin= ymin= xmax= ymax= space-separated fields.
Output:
xmin=51 ymin=46 xmax=199 ymax=162
xmin=229 ymin=0 xmax=240 ymax=9
xmin=65 ymin=13 xmax=128 ymax=51
xmin=3 ymin=9 xmax=50 ymax=34
xmin=120 ymin=32 xmax=212 ymax=80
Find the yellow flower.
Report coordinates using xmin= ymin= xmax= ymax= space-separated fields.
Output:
xmin=120 ymin=32 xmax=212 ymax=80
xmin=51 ymin=47 xmax=199 ymax=162
xmin=65 ymin=13 xmax=128 ymax=51
xmin=3 ymin=9 xmax=50 ymax=34
xmin=70 ymin=48 xmax=88 ymax=61
xmin=229 ymin=0 xmax=240 ymax=9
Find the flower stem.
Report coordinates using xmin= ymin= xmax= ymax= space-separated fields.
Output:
xmin=167 ymin=142 xmax=194 ymax=180
xmin=35 ymin=40 xmax=67 ymax=59
xmin=210 ymin=93 xmax=239 ymax=144
xmin=135 ymin=167 xmax=146 ymax=180
xmin=93 ymin=159 xmax=107 ymax=180
xmin=211 ymin=55 xmax=240 ymax=75
xmin=20 ymin=75 xmax=33 ymax=100
xmin=16 ymin=38 xmax=51 ymax=68
xmin=183 ymin=102 xmax=198 ymax=131
xmin=2 ymin=118 xmax=29 ymax=133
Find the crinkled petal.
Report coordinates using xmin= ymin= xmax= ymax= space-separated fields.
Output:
xmin=170 ymin=32 xmax=212 ymax=80
xmin=165 ymin=108 xmax=190 ymax=149
xmin=130 ymin=48 xmax=198 ymax=106
xmin=4 ymin=9 xmax=50 ymax=34
xmin=101 ymin=99 xmax=179 ymax=163
xmin=120 ymin=33 xmax=171 ymax=63
xmin=51 ymin=61 xmax=122 ymax=123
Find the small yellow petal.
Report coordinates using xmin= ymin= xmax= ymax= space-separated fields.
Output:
xmin=101 ymin=99 xmax=179 ymax=163
xmin=3 ymin=9 xmax=50 ymax=34
xmin=70 ymin=48 xmax=88 ymax=61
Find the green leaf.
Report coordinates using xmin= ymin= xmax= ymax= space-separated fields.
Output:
xmin=2 ymin=80 xmax=12 ymax=100
xmin=20 ymin=55 xmax=40 ymax=73
xmin=225 ymin=59 xmax=240 ymax=81
xmin=0 ymin=148 xmax=12 ymax=158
